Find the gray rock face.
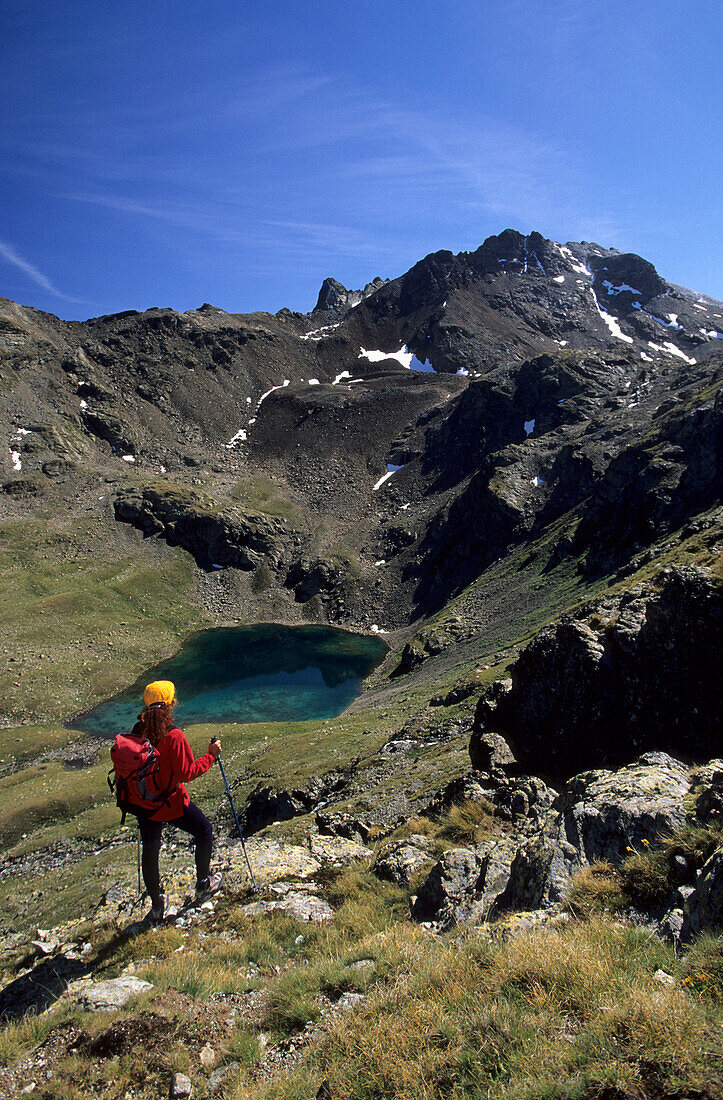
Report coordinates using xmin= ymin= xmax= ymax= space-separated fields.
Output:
xmin=411 ymin=837 xmax=519 ymax=928
xmin=371 ymin=835 xmax=436 ymax=886
xmin=473 ymin=568 xmax=723 ymax=776
xmin=682 ymin=848 xmax=723 ymax=939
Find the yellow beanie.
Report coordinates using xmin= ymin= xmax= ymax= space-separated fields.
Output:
xmin=143 ymin=680 xmax=176 ymax=707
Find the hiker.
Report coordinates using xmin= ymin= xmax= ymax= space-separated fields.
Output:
xmin=132 ymin=680 xmax=223 ymax=921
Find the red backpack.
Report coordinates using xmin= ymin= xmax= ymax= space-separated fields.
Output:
xmin=108 ymin=732 xmax=177 ymax=823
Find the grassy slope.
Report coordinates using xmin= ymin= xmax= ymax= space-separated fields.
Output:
xmin=0 ymin=508 xmax=208 ymax=724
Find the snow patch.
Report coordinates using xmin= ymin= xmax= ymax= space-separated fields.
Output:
xmin=400 ymin=503 xmax=410 ymax=510
xmin=693 ymin=303 xmax=706 ymax=311
xmin=246 ymin=397 xmax=252 ymax=404
xmin=16 ymin=428 xmax=30 ymax=436
xmin=524 ymin=419 xmax=535 ymax=436
xmin=257 ymin=380 xmax=290 ymax=407
xmin=531 ymin=476 xmax=544 ymax=487
xmin=79 ymin=399 xmax=88 ymax=409
xmin=369 ymin=624 xmax=388 ymax=634
xmin=372 ymin=470 xmax=395 ymax=491
xmin=701 ymin=328 xmax=723 ymax=339
xmin=640 ymin=352 xmax=654 ymax=362
xmin=308 ymin=378 xmax=320 ymax=385
xmin=557 ymin=340 xmax=568 ymax=347
xmin=410 ymin=354 xmax=435 ymax=372
xmin=374 ymin=560 xmax=386 ymax=567
xmin=122 ymin=454 xmax=136 ymax=463
xmin=662 ymin=341 xmax=695 ymax=364
xmin=332 ymin=371 xmax=352 ymax=385
xmin=300 ymin=322 xmax=342 ymax=341
xmin=556 ymin=244 xmax=590 ymax=277
xmin=602 ymin=280 xmax=641 ymax=295
xmin=10 ymin=449 xmax=21 ymax=471
xmin=590 ymin=289 xmax=633 ymax=343
xmin=160 ymin=465 xmax=166 ymax=473
xmin=552 ymin=275 xmax=565 ymax=284
xmin=456 ymin=366 xmax=469 ymax=376
xmin=225 ymin=428 xmax=247 ymax=448
xmin=359 ymin=345 xmax=414 ymax=369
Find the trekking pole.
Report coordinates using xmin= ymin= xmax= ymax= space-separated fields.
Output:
xmin=137 ymin=828 xmax=142 ymax=895
xmin=214 ymin=740 xmax=257 ymax=891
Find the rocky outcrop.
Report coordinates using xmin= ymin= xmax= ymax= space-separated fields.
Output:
xmin=682 ymin=848 xmax=723 ymax=938
xmin=113 ymin=485 xmax=284 ymax=570
xmin=411 ymin=838 xmax=520 ymax=928
xmin=313 ymin=276 xmax=388 ymax=313
xmin=413 ymin=753 xmax=708 ymax=930
xmin=473 ymin=566 xmax=723 ymax=777
xmin=240 ymin=773 xmax=348 ymax=835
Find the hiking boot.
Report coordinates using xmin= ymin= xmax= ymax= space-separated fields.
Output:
xmin=149 ymin=893 xmax=166 ymax=923
xmin=195 ymin=872 xmax=223 ymax=902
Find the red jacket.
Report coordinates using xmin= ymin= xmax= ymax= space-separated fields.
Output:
xmin=141 ymin=726 xmax=216 ymax=821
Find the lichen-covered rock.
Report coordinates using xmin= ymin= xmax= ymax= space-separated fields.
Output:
xmin=492 ymin=829 xmax=583 ymax=913
xmin=371 ymin=835 xmax=436 ymax=886
xmin=308 ymin=835 xmax=373 ymax=865
xmin=412 ymin=837 xmax=519 ymax=928
xmin=315 ymin=811 xmax=371 ymax=843
xmin=559 ymin=753 xmax=689 ymax=864
xmin=682 ymin=848 xmax=723 ymax=940
xmin=414 ymin=753 xmax=696 ymax=928
xmin=411 ymin=847 xmax=485 ymax=926
xmin=243 ymin=890 xmax=334 ymax=923
xmin=241 ymin=839 xmax=321 ymax=881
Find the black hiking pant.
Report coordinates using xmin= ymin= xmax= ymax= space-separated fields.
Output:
xmin=138 ymin=801 xmax=213 ymax=904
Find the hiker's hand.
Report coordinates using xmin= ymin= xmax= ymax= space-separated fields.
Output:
xmin=209 ymin=738 xmax=222 ymax=760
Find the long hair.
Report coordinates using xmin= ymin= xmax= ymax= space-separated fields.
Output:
xmin=137 ymin=702 xmax=175 ymax=747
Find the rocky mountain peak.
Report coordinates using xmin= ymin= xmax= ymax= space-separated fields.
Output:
xmin=313 ymin=275 xmax=388 ymax=313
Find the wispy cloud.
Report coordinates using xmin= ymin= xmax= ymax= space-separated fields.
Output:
xmin=0 ymin=237 xmax=82 ymax=301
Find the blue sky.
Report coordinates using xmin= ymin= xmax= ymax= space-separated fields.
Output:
xmin=2 ymin=0 xmax=721 ymax=319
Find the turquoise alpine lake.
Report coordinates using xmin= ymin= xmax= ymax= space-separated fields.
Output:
xmin=70 ymin=624 xmax=388 ymax=737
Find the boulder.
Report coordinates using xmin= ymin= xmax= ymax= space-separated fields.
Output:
xmin=65 ymin=975 xmax=153 ymax=1012
xmin=372 ymin=835 xmax=437 ymax=886
xmin=468 ymin=730 xmax=517 ymax=777
xmin=170 ymin=1072 xmax=193 ymax=1098
xmin=412 ymin=837 xmax=519 ymax=929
